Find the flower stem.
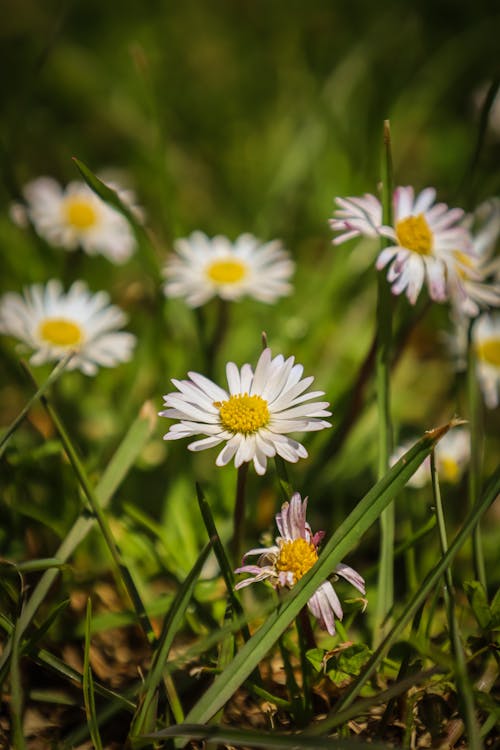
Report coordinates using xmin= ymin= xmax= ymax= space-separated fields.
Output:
xmin=466 ymin=324 xmax=487 ymax=588
xmin=374 ymin=119 xmax=395 ymax=645
xmin=231 ymin=462 xmax=249 ymax=566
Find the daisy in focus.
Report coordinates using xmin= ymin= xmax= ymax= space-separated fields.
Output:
xmin=472 ymin=313 xmax=500 ymax=408
xmin=330 ymin=186 xmax=473 ymax=305
xmin=235 ymin=492 xmax=366 ymax=636
xmin=162 ymin=231 xmax=294 ymax=307
xmin=391 ymin=426 xmax=471 ymax=488
xmin=0 ymin=280 xmax=136 ymax=375
xmin=11 ymin=176 xmax=140 ymax=264
xmin=159 ymin=348 xmax=331 ymax=475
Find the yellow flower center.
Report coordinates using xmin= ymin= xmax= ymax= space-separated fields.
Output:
xmin=206 ymin=258 xmax=247 ymax=284
xmin=276 ymin=538 xmax=318 ymax=584
xmin=439 ymin=456 xmax=461 ymax=484
xmin=214 ymin=393 xmax=269 ymax=434
xmin=38 ymin=318 xmax=83 ymax=347
xmin=64 ymin=198 xmax=98 ymax=230
xmin=395 ymin=214 xmax=433 ymax=255
xmin=476 ymin=337 xmax=500 ymax=367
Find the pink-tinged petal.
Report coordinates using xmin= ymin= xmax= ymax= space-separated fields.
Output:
xmin=425 ymin=259 xmax=447 ymax=302
xmin=376 ymin=246 xmax=398 ymax=270
xmin=413 ymin=187 xmax=437 ymax=214
xmin=335 ymin=563 xmax=366 ymax=595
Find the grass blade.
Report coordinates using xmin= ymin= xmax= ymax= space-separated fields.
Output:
xmin=83 ymin=599 xmax=104 ymax=750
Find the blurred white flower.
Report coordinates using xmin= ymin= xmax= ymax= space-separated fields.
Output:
xmin=11 ymin=176 xmax=141 ymax=264
xmin=0 ymin=280 xmax=136 ymax=375
xmin=330 ymin=187 xmax=473 ymax=305
xmin=235 ymin=493 xmax=365 ymax=636
xmin=159 ymin=347 xmax=331 ymax=475
xmin=391 ymin=427 xmax=471 ymax=488
xmin=472 ymin=312 xmax=500 ymax=408
xmin=445 ymin=198 xmax=500 ymax=318
xmin=162 ymin=231 xmax=294 ymax=307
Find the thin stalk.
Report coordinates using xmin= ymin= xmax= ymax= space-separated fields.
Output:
xmin=467 ymin=324 xmax=487 ymax=588
xmin=0 ymin=351 xmax=74 ymax=458
xmin=231 ymin=462 xmax=249 ymax=566
xmin=430 ymin=451 xmax=482 ymax=750
xmin=374 ymin=119 xmax=395 ymax=644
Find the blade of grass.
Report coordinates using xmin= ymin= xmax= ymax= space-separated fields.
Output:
xmin=130 ymin=541 xmax=212 ymax=736
xmin=10 ymin=605 xmax=28 ymax=750
xmin=0 ymin=401 xmax=156 ymax=676
xmin=0 ymin=351 xmax=74 ymax=458
xmin=374 ymin=118 xmax=395 ymax=645
xmin=83 ymin=599 xmax=104 ymax=750
xmin=72 ymin=157 xmax=161 ymax=281
xmin=182 ymin=423 xmax=452 ymax=726
xmin=136 ymin=723 xmax=391 ymax=749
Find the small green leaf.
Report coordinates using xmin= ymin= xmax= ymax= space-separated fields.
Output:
xmin=464 ymin=580 xmax=492 ymax=630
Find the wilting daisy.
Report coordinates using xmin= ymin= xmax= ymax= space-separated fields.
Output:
xmin=235 ymin=493 xmax=365 ymax=636
xmin=391 ymin=427 xmax=471 ymax=488
xmin=472 ymin=313 xmax=500 ymax=408
xmin=445 ymin=198 xmax=500 ymax=318
xmin=330 ymin=186 xmax=473 ymax=305
xmin=162 ymin=231 xmax=294 ymax=307
xmin=160 ymin=348 xmax=331 ymax=475
xmin=11 ymin=176 xmax=140 ymax=264
xmin=0 ymin=280 xmax=136 ymax=375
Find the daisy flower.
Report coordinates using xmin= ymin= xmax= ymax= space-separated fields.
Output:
xmin=391 ymin=427 xmax=470 ymax=488
xmin=234 ymin=492 xmax=365 ymax=636
xmin=330 ymin=186 xmax=473 ymax=305
xmin=159 ymin=348 xmax=331 ymax=475
xmin=472 ymin=313 xmax=500 ymax=408
xmin=445 ymin=197 xmax=500 ymax=318
xmin=0 ymin=280 xmax=136 ymax=376
xmin=162 ymin=231 xmax=294 ymax=307
xmin=11 ymin=176 xmax=140 ymax=264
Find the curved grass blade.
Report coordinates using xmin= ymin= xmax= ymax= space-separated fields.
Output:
xmin=10 ymin=605 xmax=28 ymax=750
xmin=182 ymin=423 xmax=452 ymax=725
xmin=0 ymin=352 xmax=74 ymax=459
xmin=136 ymin=723 xmax=390 ymax=749
xmin=130 ymin=541 xmax=213 ymax=737
xmin=83 ymin=599 xmax=104 ymax=750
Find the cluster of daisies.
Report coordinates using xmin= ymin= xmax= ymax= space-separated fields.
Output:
xmin=1 ymin=175 xmax=294 ymax=375
xmin=331 ymin=187 xmax=500 ymax=408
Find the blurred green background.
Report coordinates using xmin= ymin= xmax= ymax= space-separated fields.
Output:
xmin=1 ymin=0 xmax=499 ymax=596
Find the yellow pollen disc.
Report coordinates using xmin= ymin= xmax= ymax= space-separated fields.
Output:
xmin=38 ymin=318 xmax=83 ymax=347
xmin=276 ymin=538 xmax=318 ymax=584
xmin=206 ymin=258 xmax=247 ymax=284
xmin=395 ymin=214 xmax=433 ymax=255
xmin=476 ymin=337 xmax=500 ymax=367
xmin=214 ymin=393 xmax=269 ymax=434
xmin=439 ymin=457 xmax=460 ymax=484
xmin=64 ymin=198 xmax=98 ymax=230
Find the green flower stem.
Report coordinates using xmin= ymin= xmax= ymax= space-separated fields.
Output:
xmin=231 ymin=462 xmax=249 ymax=566
xmin=467 ymin=324 xmax=487 ymax=588
xmin=0 ymin=351 xmax=74 ymax=458
xmin=374 ymin=119 xmax=395 ymax=644
xmin=430 ymin=451 xmax=482 ymax=750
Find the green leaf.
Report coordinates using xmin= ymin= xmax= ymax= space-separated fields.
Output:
xmin=83 ymin=599 xmax=104 ymax=750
